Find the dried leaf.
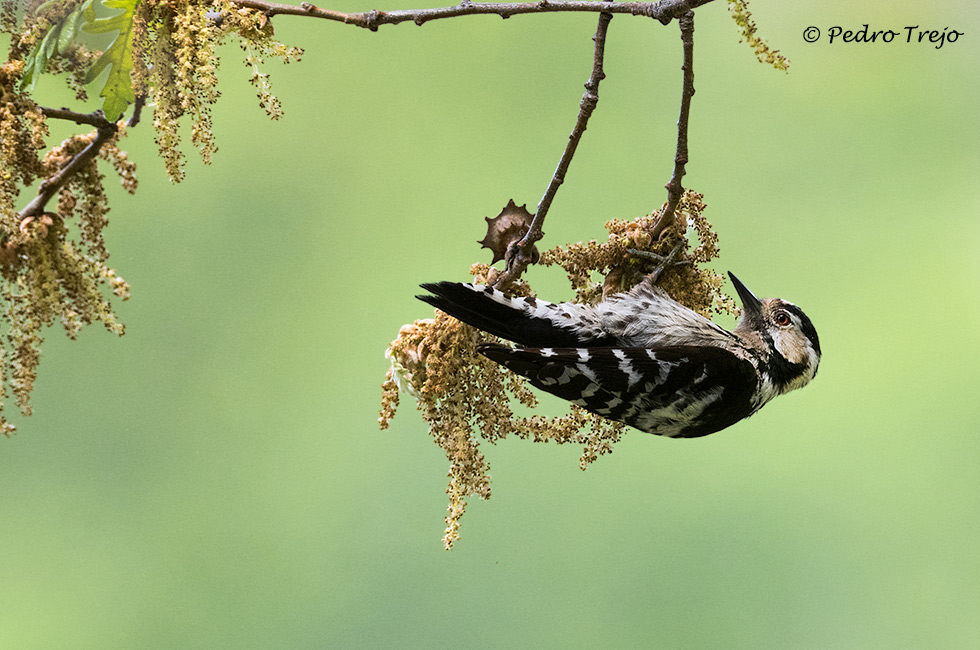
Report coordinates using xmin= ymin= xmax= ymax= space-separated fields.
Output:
xmin=478 ymin=199 xmax=538 ymax=265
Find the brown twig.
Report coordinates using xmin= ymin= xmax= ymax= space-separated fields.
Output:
xmin=17 ymin=108 xmax=118 ymax=220
xmin=127 ymin=94 xmax=147 ymax=128
xmin=232 ymin=0 xmax=714 ymax=30
xmin=493 ymin=4 xmax=614 ymax=287
xmin=651 ymin=9 xmax=694 ymax=239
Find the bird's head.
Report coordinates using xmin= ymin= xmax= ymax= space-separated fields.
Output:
xmin=729 ymin=272 xmax=821 ymax=393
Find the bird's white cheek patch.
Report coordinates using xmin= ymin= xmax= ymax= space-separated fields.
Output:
xmin=773 ymin=330 xmax=805 ymax=365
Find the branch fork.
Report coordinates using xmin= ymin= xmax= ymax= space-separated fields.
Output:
xmin=17 ymin=108 xmax=119 ymax=222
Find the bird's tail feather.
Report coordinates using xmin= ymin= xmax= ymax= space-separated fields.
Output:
xmin=417 ymin=282 xmax=610 ymax=348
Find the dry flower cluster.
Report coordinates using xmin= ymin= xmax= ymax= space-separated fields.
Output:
xmin=542 ymin=191 xmax=737 ymax=319
xmin=380 ymin=191 xmax=736 ymax=548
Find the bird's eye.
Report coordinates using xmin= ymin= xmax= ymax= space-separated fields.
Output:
xmin=774 ymin=311 xmax=792 ymax=327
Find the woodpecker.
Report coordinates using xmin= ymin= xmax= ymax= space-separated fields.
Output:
xmin=417 ymin=273 xmax=820 ymax=438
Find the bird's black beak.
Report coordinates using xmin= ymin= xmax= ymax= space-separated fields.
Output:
xmin=728 ymin=272 xmax=763 ymax=317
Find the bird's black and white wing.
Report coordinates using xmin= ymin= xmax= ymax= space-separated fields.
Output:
xmin=478 ymin=343 xmax=760 ymax=438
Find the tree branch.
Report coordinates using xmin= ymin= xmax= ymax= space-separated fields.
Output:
xmin=651 ymin=9 xmax=694 ymax=239
xmin=494 ymin=4 xmax=614 ymax=287
xmin=35 ymin=107 xmax=114 ymax=129
xmin=17 ymin=108 xmax=118 ymax=220
xmin=231 ymin=0 xmax=715 ymax=30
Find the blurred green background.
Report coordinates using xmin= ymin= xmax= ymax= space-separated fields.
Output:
xmin=2 ymin=0 xmax=979 ymax=648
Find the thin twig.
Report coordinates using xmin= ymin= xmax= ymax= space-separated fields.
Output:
xmin=232 ymin=0 xmax=714 ymax=30
xmin=493 ymin=4 xmax=614 ymax=287
xmin=17 ymin=108 xmax=118 ymax=220
xmin=651 ymin=9 xmax=694 ymax=239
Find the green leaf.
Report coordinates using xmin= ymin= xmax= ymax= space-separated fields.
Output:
xmin=35 ymin=0 xmax=64 ymax=14
xmin=21 ymin=23 xmax=58 ymax=91
xmin=17 ymin=0 xmax=94 ymax=92
xmin=41 ymin=20 xmax=61 ymax=59
xmin=19 ymin=49 xmax=39 ymax=91
xmin=82 ymin=0 xmax=140 ymax=121
xmin=57 ymin=0 xmax=89 ymax=55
